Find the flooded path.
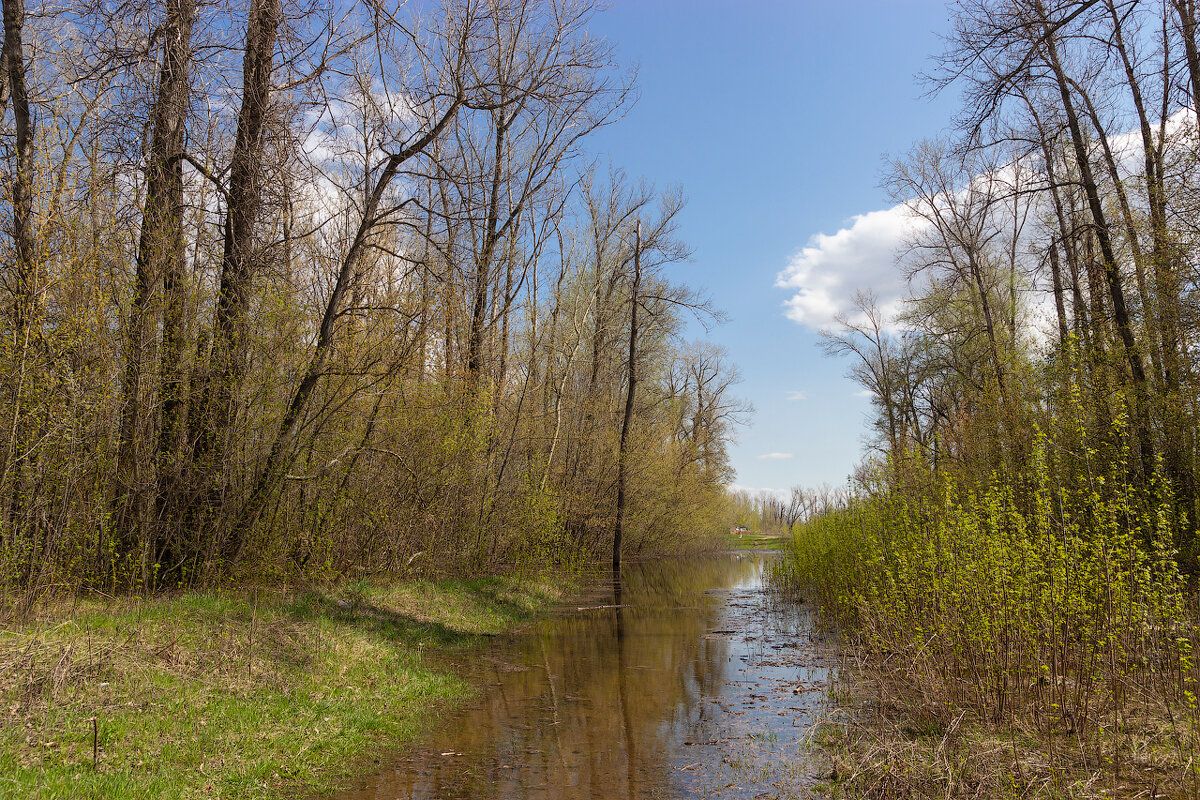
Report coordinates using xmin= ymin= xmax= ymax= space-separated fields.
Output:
xmin=332 ymin=552 xmax=833 ymax=799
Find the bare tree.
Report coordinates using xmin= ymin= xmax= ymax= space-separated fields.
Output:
xmin=111 ymin=0 xmax=198 ymax=580
xmin=186 ymin=0 xmax=282 ymax=561
xmin=0 ymin=0 xmax=36 ymax=550
xmin=613 ymin=220 xmax=639 ymax=577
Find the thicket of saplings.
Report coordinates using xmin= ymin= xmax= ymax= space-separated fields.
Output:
xmin=777 ymin=1 xmax=1200 ymax=792
xmin=779 ymin=393 xmax=1199 ymax=790
xmin=0 ymin=0 xmax=744 ymax=599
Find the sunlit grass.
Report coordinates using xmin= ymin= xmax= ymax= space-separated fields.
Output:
xmin=724 ymin=532 xmax=790 ymax=551
xmin=0 ymin=577 xmax=563 ymax=799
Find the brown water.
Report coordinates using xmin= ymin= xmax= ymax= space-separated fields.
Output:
xmin=332 ymin=552 xmax=833 ymax=799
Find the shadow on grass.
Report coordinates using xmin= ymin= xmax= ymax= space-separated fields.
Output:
xmin=284 ymin=594 xmax=474 ymax=649
xmin=284 ymin=578 xmax=545 ymax=651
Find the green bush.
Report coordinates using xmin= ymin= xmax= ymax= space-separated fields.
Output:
xmin=776 ymin=429 xmax=1200 ymax=781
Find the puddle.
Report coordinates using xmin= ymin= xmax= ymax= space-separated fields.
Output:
xmin=331 ymin=552 xmax=833 ymax=799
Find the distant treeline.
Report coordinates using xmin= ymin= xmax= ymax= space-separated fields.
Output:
xmin=0 ymin=0 xmax=746 ymax=594
xmin=725 ymin=486 xmax=845 ymax=534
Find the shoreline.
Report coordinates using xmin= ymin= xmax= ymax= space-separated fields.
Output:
xmin=0 ymin=575 xmax=567 ymax=799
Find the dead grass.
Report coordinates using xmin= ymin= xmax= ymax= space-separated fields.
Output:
xmin=810 ymin=653 xmax=1195 ymax=800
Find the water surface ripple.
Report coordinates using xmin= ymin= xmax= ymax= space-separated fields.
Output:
xmin=332 ymin=552 xmax=832 ymax=799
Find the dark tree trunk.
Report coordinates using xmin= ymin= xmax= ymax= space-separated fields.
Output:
xmin=467 ymin=112 xmax=508 ymax=384
xmin=1 ymin=0 xmax=35 ymax=565
xmin=2 ymin=0 xmax=32 ymax=333
xmin=155 ymin=0 xmax=200 ymax=559
xmin=1042 ymin=16 xmax=1155 ymax=478
xmin=1108 ymin=0 xmax=1195 ymax=527
xmin=1022 ymin=92 xmax=1076 ymax=349
xmin=1173 ymin=0 xmax=1200 ymax=123
xmin=189 ymin=0 xmax=280 ymax=563
xmin=613 ymin=223 xmax=640 ymax=577
xmin=113 ymin=0 xmax=197 ymax=581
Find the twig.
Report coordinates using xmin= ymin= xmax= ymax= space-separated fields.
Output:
xmin=248 ymin=591 xmax=257 ymax=681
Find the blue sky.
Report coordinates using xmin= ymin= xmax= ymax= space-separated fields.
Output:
xmin=585 ymin=1 xmax=959 ymax=492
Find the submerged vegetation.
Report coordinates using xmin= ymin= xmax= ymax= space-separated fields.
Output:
xmin=778 ymin=0 xmax=1200 ymax=796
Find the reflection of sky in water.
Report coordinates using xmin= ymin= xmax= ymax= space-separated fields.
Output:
xmin=330 ymin=553 xmax=832 ymax=799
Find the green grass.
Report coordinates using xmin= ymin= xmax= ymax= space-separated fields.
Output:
xmin=724 ymin=531 xmax=790 ymax=550
xmin=0 ymin=576 xmax=564 ymax=799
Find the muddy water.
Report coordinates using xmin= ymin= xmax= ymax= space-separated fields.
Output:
xmin=332 ymin=552 xmax=833 ymax=799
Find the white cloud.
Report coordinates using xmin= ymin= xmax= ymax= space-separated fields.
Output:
xmin=853 ymin=388 xmax=874 ymax=398
xmin=757 ymin=452 xmax=794 ymax=460
xmin=775 ymin=112 xmax=1199 ymax=340
xmin=775 ymin=206 xmax=918 ymax=331
xmin=785 ymin=390 xmax=807 ymax=401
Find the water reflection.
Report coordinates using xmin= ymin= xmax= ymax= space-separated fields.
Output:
xmin=332 ymin=553 xmax=830 ymax=800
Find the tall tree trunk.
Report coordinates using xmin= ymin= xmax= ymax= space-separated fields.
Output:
xmin=114 ymin=0 xmax=196 ymax=581
xmin=1068 ymin=77 xmax=1160 ymax=373
xmin=1107 ymin=0 xmax=1195 ymax=524
xmin=1047 ymin=145 xmax=1095 ymax=353
xmin=189 ymin=0 xmax=279 ymax=563
xmin=2 ymin=0 xmax=32 ymax=334
xmin=613 ymin=222 xmax=640 ymax=577
xmin=1 ymin=0 xmax=35 ymax=567
xmin=1041 ymin=15 xmax=1155 ymax=478
xmin=1023 ymin=92 xmax=1078 ymax=349
xmin=467 ymin=111 xmax=508 ymax=384
xmin=1172 ymin=0 xmax=1200 ymax=124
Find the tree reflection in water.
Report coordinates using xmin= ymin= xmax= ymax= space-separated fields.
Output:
xmin=331 ymin=553 xmax=831 ymax=800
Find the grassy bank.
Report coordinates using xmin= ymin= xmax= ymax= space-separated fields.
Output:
xmin=0 ymin=576 xmax=565 ymax=799
xmin=775 ymin=449 xmax=1200 ymax=798
xmin=724 ymin=531 xmax=790 ymax=550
